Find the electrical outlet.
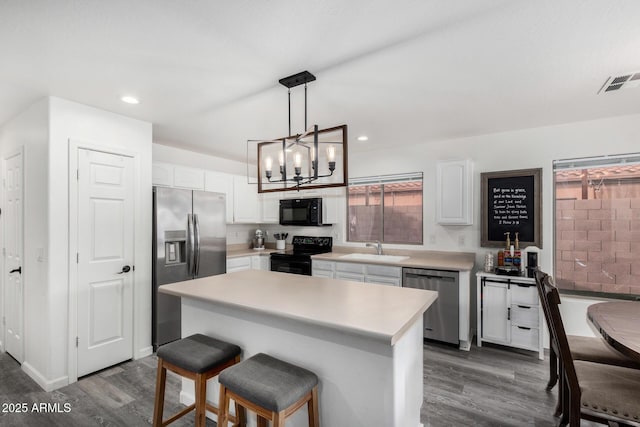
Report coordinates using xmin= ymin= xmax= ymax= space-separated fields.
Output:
xmin=458 ymin=236 xmax=465 ymax=246
xmin=429 ymin=235 xmax=436 ymax=244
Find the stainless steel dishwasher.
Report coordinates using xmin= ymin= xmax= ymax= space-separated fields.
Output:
xmin=402 ymin=268 xmax=459 ymax=345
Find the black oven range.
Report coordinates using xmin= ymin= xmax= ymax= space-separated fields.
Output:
xmin=270 ymin=236 xmax=332 ymax=276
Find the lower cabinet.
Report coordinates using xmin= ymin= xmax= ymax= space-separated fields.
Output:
xmin=227 ymin=255 xmax=269 ymax=273
xmin=476 ymin=272 xmax=544 ymax=359
xmin=312 ymin=260 xmax=401 ymax=286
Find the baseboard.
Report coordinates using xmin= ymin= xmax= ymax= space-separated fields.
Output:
xmin=135 ymin=346 xmax=153 ymax=359
xmin=22 ymin=362 xmax=68 ymax=392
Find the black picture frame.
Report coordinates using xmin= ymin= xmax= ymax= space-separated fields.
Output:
xmin=481 ymin=168 xmax=542 ymax=248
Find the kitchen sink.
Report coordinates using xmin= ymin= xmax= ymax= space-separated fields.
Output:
xmin=339 ymin=253 xmax=409 ymax=262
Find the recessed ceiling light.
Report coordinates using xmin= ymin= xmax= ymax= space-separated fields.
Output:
xmin=357 ymin=135 xmax=369 ymax=141
xmin=121 ymin=96 xmax=140 ymax=104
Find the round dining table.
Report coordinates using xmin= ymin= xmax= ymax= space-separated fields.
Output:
xmin=587 ymin=301 xmax=640 ymax=362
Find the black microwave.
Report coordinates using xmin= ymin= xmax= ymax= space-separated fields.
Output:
xmin=279 ymin=198 xmax=323 ymax=226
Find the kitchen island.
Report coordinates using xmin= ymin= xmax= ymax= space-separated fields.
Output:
xmin=159 ymin=270 xmax=437 ymax=427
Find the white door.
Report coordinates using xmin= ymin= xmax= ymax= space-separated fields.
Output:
xmin=481 ymin=281 xmax=510 ymax=344
xmin=76 ymin=149 xmax=134 ymax=377
xmin=3 ymin=151 xmax=24 ymax=362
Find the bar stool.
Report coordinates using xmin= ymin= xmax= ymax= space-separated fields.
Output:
xmin=153 ymin=334 xmax=244 ymax=427
xmin=218 ymin=353 xmax=319 ymax=427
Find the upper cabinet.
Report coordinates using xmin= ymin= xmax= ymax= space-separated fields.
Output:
xmin=204 ymin=171 xmax=234 ymax=223
xmin=152 ymin=163 xmax=205 ymax=190
xmin=436 ymin=159 xmax=473 ymax=225
xmin=232 ymin=175 xmax=260 ymax=223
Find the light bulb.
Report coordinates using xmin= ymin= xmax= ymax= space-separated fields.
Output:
xmin=294 ymin=152 xmax=302 ymax=168
xmin=326 ymin=145 xmax=336 ymax=162
xmin=278 ymin=151 xmax=284 ymax=166
xmin=264 ymin=156 xmax=273 ymax=172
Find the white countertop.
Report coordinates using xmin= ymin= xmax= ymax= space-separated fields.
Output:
xmin=313 ymin=249 xmax=476 ymax=271
xmin=159 ymin=270 xmax=437 ymax=345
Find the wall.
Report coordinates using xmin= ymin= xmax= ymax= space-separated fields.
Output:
xmin=153 ymin=143 xmax=247 ymax=175
xmin=47 ymin=97 xmax=152 ymax=388
xmin=348 ymin=112 xmax=640 ymax=336
xmin=0 ymin=98 xmax=49 ymax=372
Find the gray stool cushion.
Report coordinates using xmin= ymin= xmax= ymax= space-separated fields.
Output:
xmin=157 ymin=334 xmax=241 ymax=374
xmin=219 ymin=353 xmax=318 ymax=412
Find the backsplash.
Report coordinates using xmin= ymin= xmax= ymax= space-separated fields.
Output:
xmin=227 ymin=223 xmax=339 ymax=246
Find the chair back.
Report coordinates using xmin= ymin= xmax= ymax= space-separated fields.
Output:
xmin=534 ymin=270 xmax=558 ymax=350
xmin=539 ymin=273 xmax=581 ymax=406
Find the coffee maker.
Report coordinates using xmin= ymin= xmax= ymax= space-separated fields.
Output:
xmin=526 ymin=251 xmax=538 ymax=278
xmin=253 ymin=229 xmax=265 ymax=250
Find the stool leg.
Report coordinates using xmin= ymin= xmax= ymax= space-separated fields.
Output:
xmin=218 ymin=384 xmax=229 ymax=427
xmin=153 ymin=358 xmax=167 ymax=427
xmin=195 ymin=372 xmax=207 ymax=427
xmin=234 ymin=400 xmax=246 ymax=427
xmin=308 ymin=386 xmax=319 ymax=427
xmin=273 ymin=410 xmax=286 ymax=427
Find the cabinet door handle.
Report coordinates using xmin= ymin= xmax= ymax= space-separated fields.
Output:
xmin=517 ymin=326 xmax=531 ymax=330
xmin=507 ymin=307 xmax=511 ymax=320
xmin=516 ymin=283 xmax=532 ymax=288
xmin=517 ymin=305 xmax=531 ymax=309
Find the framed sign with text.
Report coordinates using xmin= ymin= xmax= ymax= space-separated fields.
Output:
xmin=481 ymin=168 xmax=542 ymax=248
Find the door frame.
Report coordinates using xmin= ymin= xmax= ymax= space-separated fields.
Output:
xmin=1 ymin=146 xmax=25 ymax=357
xmin=68 ymin=139 xmax=139 ymax=383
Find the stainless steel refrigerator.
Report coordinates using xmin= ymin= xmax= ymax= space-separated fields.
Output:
xmin=152 ymin=186 xmax=226 ymax=349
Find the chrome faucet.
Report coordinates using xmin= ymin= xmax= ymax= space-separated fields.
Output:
xmin=366 ymin=240 xmax=383 ymax=255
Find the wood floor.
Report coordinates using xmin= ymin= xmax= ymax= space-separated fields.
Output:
xmin=0 ymin=341 xmax=599 ymax=426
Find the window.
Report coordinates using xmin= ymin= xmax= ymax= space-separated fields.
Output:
xmin=554 ymin=153 xmax=640 ymax=297
xmin=347 ymin=172 xmax=423 ymax=244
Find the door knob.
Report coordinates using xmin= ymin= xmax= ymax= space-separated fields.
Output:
xmin=118 ymin=265 xmax=131 ymax=274
xmin=9 ymin=267 xmax=21 ymax=274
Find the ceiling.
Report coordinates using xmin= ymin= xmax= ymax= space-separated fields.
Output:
xmin=1 ymin=1 xmax=640 ymax=163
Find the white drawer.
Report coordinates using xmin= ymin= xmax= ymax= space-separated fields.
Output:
xmin=510 ymin=283 xmax=538 ymax=306
xmin=335 ymin=272 xmax=365 ymax=282
xmin=510 ymin=325 xmax=539 ymax=351
xmin=365 ymin=275 xmax=401 ymax=287
xmin=313 ymin=260 xmax=335 ymax=271
xmin=511 ymin=304 xmax=538 ymax=328
xmin=227 ymin=257 xmax=251 ymax=269
xmin=365 ymin=264 xmax=401 ymax=278
xmin=335 ymin=262 xmax=365 ymax=274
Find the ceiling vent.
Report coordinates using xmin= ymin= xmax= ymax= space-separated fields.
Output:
xmin=598 ymin=72 xmax=640 ymax=94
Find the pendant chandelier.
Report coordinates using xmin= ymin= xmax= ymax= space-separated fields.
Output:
xmin=250 ymin=71 xmax=348 ymax=193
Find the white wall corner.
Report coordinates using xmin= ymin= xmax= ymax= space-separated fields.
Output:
xmin=21 ymin=362 xmax=68 ymax=392
xmin=135 ymin=346 xmax=153 ymax=360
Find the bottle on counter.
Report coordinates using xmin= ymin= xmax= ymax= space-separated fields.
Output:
xmin=513 ymin=232 xmax=522 ymax=270
xmin=497 ymin=250 xmax=504 ymax=266
xmin=503 ymin=232 xmax=512 ymax=265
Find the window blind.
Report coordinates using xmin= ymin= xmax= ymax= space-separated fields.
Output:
xmin=348 ymin=172 xmax=423 ymax=186
xmin=553 ymin=153 xmax=640 ymax=171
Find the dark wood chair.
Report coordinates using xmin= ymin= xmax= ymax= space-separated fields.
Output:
xmin=537 ymin=272 xmax=640 ymax=426
xmin=533 ymin=270 xmax=640 ymax=392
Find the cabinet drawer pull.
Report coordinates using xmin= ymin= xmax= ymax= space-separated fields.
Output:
xmin=517 ymin=326 xmax=531 ymax=330
xmin=517 ymin=305 xmax=531 ymax=309
xmin=515 ymin=283 xmax=532 ymax=288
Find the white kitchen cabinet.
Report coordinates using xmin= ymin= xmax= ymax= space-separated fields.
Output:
xmin=476 ymin=272 xmax=544 ymax=359
xmin=365 ymin=264 xmax=402 ymax=286
xmin=173 ymin=165 xmax=205 ymax=190
xmin=312 ymin=260 xmax=335 ymax=278
xmin=227 ymin=254 xmax=269 ymax=273
xmin=152 ymin=162 xmax=174 ymax=187
xmin=436 ymin=159 xmax=473 ymax=225
xmin=260 ymin=191 xmax=282 ymax=223
xmin=233 ymin=175 xmax=260 ymax=223
xmin=227 ymin=256 xmax=252 ymax=273
xmin=251 ymin=254 xmax=269 ymax=270
xmin=321 ymin=187 xmax=343 ymax=225
xmin=205 ymin=171 xmax=234 ymax=223
xmin=313 ymin=260 xmax=400 ymax=286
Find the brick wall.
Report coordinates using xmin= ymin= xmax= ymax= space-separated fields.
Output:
xmin=555 ymin=198 xmax=640 ymax=295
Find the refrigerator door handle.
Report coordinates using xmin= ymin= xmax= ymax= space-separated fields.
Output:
xmin=194 ymin=213 xmax=201 ymax=276
xmin=187 ymin=213 xmax=195 ymax=276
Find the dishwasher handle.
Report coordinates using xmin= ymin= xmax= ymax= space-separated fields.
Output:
xmin=403 ymin=268 xmax=458 ymax=281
